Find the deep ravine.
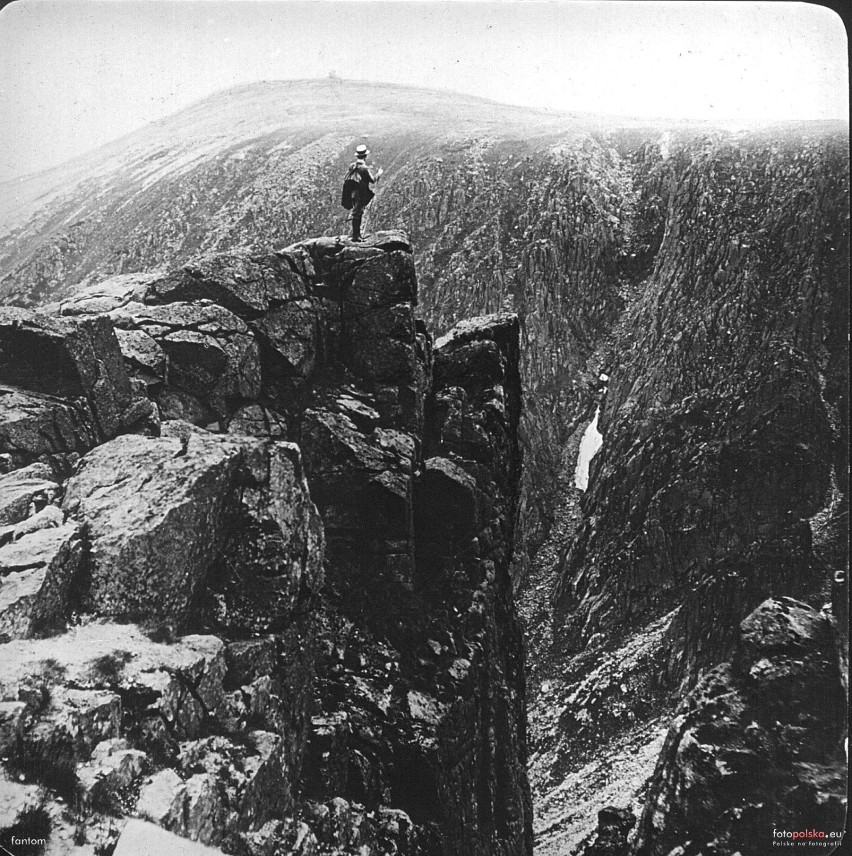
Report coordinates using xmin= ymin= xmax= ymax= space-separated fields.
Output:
xmin=521 ymin=125 xmax=848 ymax=856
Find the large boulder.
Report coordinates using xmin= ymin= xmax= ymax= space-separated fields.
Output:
xmin=108 ymin=301 xmax=260 ymax=419
xmin=633 ymin=598 xmax=847 ymax=856
xmin=226 ymin=403 xmax=289 ymax=439
xmin=58 ymin=272 xmax=160 ymax=316
xmin=0 ymin=386 xmax=99 ymax=470
xmin=114 ymin=328 xmax=167 ymax=380
xmin=144 ymin=252 xmax=307 ymax=317
xmin=0 ymin=521 xmax=82 ymax=639
xmin=62 ymin=432 xmax=241 ymax=624
xmin=0 ymin=308 xmax=132 ymax=440
xmin=62 ymin=429 xmax=322 ymax=630
xmin=0 ymin=462 xmax=59 ymax=526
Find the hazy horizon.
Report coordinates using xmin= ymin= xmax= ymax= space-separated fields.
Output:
xmin=117 ymin=73 xmax=852 ymax=124
xmin=5 ymin=74 xmax=849 ymax=188
xmin=1 ymin=1 xmax=848 ymax=182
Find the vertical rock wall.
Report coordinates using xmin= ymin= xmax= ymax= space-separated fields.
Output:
xmin=0 ymin=232 xmax=531 ymax=855
xmin=546 ymin=129 xmax=848 ymax=856
xmin=554 ymin=131 xmax=849 ymax=683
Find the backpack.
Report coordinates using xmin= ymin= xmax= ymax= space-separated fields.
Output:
xmin=341 ymin=165 xmax=362 ymax=210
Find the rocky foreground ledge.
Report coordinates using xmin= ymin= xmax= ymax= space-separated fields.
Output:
xmin=0 ymin=232 xmax=531 ymax=855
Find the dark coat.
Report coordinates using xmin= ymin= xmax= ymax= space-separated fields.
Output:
xmin=350 ymin=160 xmax=376 ymax=206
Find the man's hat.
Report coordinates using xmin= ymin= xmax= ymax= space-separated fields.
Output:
xmin=355 ymin=144 xmax=370 ymax=158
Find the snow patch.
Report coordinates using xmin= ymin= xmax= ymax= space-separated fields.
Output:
xmin=574 ymin=407 xmax=603 ymax=491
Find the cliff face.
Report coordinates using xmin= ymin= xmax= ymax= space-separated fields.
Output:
xmin=632 ymin=597 xmax=846 ymax=856
xmin=0 ymin=232 xmax=531 ymax=855
xmin=523 ymin=127 xmax=848 ymax=855
xmin=554 ymin=129 xmax=849 ymax=682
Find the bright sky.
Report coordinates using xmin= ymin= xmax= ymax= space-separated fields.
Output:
xmin=0 ymin=0 xmax=847 ymax=181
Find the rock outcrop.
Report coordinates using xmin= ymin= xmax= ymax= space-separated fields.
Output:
xmin=0 ymin=309 xmax=132 ymax=440
xmin=0 ymin=231 xmax=531 ymax=855
xmin=0 ymin=306 xmax=155 ymax=479
xmin=61 ymin=430 xmax=322 ymax=631
xmin=0 ymin=521 xmax=82 ymax=640
xmin=632 ymin=598 xmax=847 ymax=856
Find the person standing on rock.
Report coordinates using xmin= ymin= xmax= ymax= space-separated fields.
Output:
xmin=343 ymin=144 xmax=383 ymax=242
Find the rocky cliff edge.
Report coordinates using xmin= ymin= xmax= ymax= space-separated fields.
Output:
xmin=0 ymin=231 xmax=532 ymax=856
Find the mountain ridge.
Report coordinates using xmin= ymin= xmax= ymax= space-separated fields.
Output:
xmin=2 ymin=78 xmax=845 ymax=236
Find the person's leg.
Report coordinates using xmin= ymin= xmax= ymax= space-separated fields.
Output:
xmin=351 ymin=203 xmax=364 ymax=241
